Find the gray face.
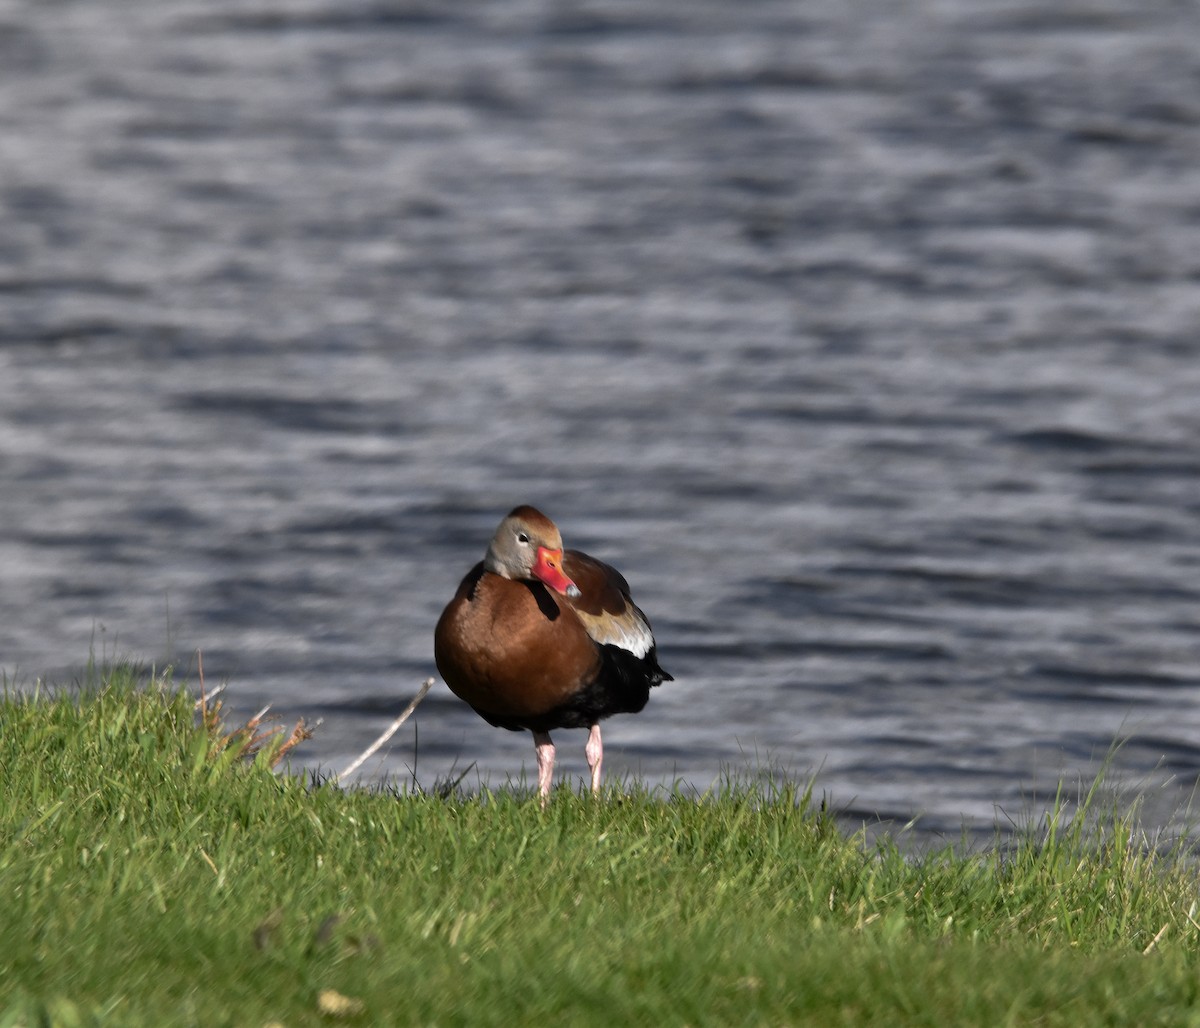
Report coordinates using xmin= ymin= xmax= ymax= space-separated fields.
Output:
xmin=483 ymin=513 xmax=561 ymax=580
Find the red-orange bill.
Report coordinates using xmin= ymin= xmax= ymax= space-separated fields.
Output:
xmin=534 ymin=546 xmax=581 ymax=598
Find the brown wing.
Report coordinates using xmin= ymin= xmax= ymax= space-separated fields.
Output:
xmin=561 ymin=550 xmax=657 ymax=659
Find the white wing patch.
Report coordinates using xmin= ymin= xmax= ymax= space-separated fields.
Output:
xmin=574 ymin=606 xmax=654 ymax=659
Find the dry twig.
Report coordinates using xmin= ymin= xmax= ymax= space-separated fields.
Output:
xmin=337 ymin=678 xmax=435 ymax=783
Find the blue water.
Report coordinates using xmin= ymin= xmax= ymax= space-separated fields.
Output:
xmin=3 ymin=0 xmax=1200 ymax=840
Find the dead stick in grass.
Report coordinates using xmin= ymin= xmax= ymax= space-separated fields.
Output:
xmin=338 ymin=678 xmax=435 ymax=783
xmin=193 ymin=683 xmax=226 ymax=710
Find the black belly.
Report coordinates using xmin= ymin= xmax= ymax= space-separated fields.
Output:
xmin=475 ymin=643 xmax=672 ymax=732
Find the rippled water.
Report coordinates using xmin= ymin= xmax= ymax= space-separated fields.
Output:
xmin=3 ymin=0 xmax=1200 ymax=840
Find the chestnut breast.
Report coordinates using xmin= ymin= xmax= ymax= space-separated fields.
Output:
xmin=434 ymin=562 xmax=603 ymax=721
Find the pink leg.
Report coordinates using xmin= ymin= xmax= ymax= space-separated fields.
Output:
xmin=533 ymin=730 xmax=555 ymax=806
xmin=586 ymin=723 xmax=603 ymax=795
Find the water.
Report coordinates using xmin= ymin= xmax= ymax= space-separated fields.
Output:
xmin=3 ymin=0 xmax=1200 ymax=841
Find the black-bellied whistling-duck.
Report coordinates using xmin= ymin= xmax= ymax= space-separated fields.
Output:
xmin=434 ymin=505 xmax=672 ymax=803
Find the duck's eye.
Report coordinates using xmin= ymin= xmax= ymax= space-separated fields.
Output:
xmin=516 ymin=532 xmax=530 ymax=545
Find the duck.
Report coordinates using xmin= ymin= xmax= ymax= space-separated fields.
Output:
xmin=434 ymin=505 xmax=672 ymax=803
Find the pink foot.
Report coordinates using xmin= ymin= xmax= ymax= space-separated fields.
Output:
xmin=533 ymin=731 xmax=555 ymax=807
xmin=586 ymin=723 xmax=603 ymax=795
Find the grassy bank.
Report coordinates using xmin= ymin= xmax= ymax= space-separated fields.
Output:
xmin=2 ymin=667 xmax=1199 ymax=1026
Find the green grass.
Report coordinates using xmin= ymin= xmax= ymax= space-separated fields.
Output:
xmin=2 ymin=665 xmax=1200 ymax=1026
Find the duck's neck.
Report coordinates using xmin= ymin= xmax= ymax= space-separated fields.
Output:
xmin=483 ymin=545 xmax=513 ymax=580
